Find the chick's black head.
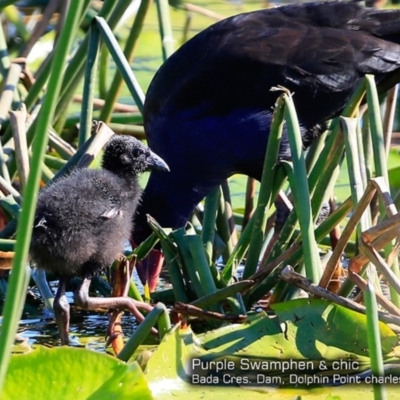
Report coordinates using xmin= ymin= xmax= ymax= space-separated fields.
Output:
xmin=102 ymin=135 xmax=169 ymax=175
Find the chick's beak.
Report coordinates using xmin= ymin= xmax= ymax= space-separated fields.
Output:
xmin=146 ymin=151 xmax=169 ymax=172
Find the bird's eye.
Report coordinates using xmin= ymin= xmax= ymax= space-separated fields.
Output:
xmin=133 ymin=148 xmax=145 ymax=157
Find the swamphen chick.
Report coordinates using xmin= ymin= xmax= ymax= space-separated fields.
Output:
xmin=133 ymin=1 xmax=400 ymax=290
xmin=30 ymin=135 xmax=169 ymax=345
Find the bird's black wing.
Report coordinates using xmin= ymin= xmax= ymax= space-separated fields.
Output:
xmin=144 ymin=1 xmax=400 ymax=129
xmin=224 ymin=3 xmax=400 ymax=87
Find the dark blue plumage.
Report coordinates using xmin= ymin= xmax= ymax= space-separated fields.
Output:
xmin=132 ymin=1 xmax=400 ymax=289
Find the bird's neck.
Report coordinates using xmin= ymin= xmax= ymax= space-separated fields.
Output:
xmin=105 ymin=168 xmax=140 ymax=195
xmin=134 ymin=170 xmax=216 ymax=242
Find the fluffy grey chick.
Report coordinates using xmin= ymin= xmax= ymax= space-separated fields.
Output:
xmin=30 ymin=134 xmax=169 ymax=345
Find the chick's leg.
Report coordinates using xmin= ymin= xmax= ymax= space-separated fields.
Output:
xmin=54 ymin=278 xmax=70 ymax=345
xmin=74 ymin=275 xmax=156 ymax=331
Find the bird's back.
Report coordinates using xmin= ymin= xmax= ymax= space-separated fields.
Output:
xmin=144 ymin=1 xmax=400 ymax=133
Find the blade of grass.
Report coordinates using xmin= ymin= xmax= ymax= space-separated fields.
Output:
xmin=99 ymin=0 xmax=152 ymax=123
xmin=155 ymin=0 xmax=175 ymax=61
xmin=0 ymin=175 xmax=20 ymax=203
xmin=366 ymin=75 xmax=400 ymax=308
xmin=98 ymin=48 xmax=110 ymax=99
xmin=267 ymin=79 xmax=366 ymax=296
xmin=53 ymin=122 xmax=114 ymax=181
xmin=242 ymin=94 xmax=285 ymax=279
xmin=18 ymin=0 xmax=60 ymax=59
xmin=95 ymin=16 xmax=145 ymax=113
xmin=0 ymin=0 xmax=85 ymax=394
xmin=217 ymin=183 xmax=236 ymax=261
xmin=364 ymin=282 xmax=387 ymax=400
xmin=0 ymin=62 xmax=23 ymax=183
xmin=249 ymin=196 xmax=352 ymax=304
xmin=349 ymin=270 xmax=400 ymax=316
xmin=78 ymin=21 xmax=100 ymax=147
xmin=187 ymin=234 xmax=221 ymax=293
xmin=3 ymin=0 xmax=93 ymax=172
xmin=191 ymin=280 xmax=252 ymax=309
xmin=337 ymin=117 xmax=379 ymax=296
xmin=133 ymin=232 xmax=159 ymax=260
xmin=0 ymin=239 xmax=15 ymax=252
xmin=382 ymin=86 xmax=398 ymax=156
xmin=283 ymin=92 xmax=322 ymax=282
xmin=319 ymin=181 xmax=376 ymax=289
xmin=19 ymin=0 xmax=97 ymax=115
xmin=202 ymin=187 xmax=219 ymax=265
xmin=366 ymin=75 xmax=388 ymax=185
xmin=44 ymin=155 xmax=67 ymax=170
xmin=306 ymin=78 xmax=367 ymax=234
xmin=0 ymin=14 xmax=10 ymax=74
xmin=0 ymin=195 xmax=20 ymax=218
xmin=117 ymin=303 xmax=169 ymax=361
xmin=9 ymin=105 xmax=29 ymax=190
xmin=221 ymin=214 xmax=251 ymax=282
xmin=146 ymin=216 xmax=188 ymax=302
xmin=221 ymin=166 xmax=286 ymax=282
xmin=341 ymin=117 xmax=371 ymax=231
xmin=53 ymin=0 xmax=118 ymax=115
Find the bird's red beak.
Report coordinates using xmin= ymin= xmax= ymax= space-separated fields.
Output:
xmin=131 ymin=240 xmax=164 ymax=292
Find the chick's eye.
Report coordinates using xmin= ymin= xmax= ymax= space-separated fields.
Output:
xmin=133 ymin=148 xmax=145 ymax=157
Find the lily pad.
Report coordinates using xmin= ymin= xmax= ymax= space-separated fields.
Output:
xmin=143 ymin=322 xmax=400 ymax=399
xmin=198 ymin=299 xmax=396 ymax=362
xmin=3 ymin=346 xmax=152 ymax=400
xmin=271 ymin=298 xmax=397 ymax=356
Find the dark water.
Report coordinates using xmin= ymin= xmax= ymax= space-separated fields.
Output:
xmin=17 ymin=308 xmax=141 ymax=352
xmin=8 ymin=267 xmax=152 ymax=352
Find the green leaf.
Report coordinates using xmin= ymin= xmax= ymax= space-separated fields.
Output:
xmin=198 ymin=298 xmax=396 ymax=363
xmin=3 ymin=347 xmax=152 ymax=400
xmin=143 ymin=321 xmax=400 ymax=399
xmin=271 ymin=299 xmax=397 ymax=357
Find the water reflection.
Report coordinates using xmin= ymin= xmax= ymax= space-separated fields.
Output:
xmin=13 ymin=265 xmax=155 ymax=351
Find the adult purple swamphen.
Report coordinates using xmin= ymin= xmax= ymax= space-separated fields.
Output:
xmin=30 ymin=135 xmax=169 ymax=345
xmin=132 ymin=1 xmax=400 ymax=290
